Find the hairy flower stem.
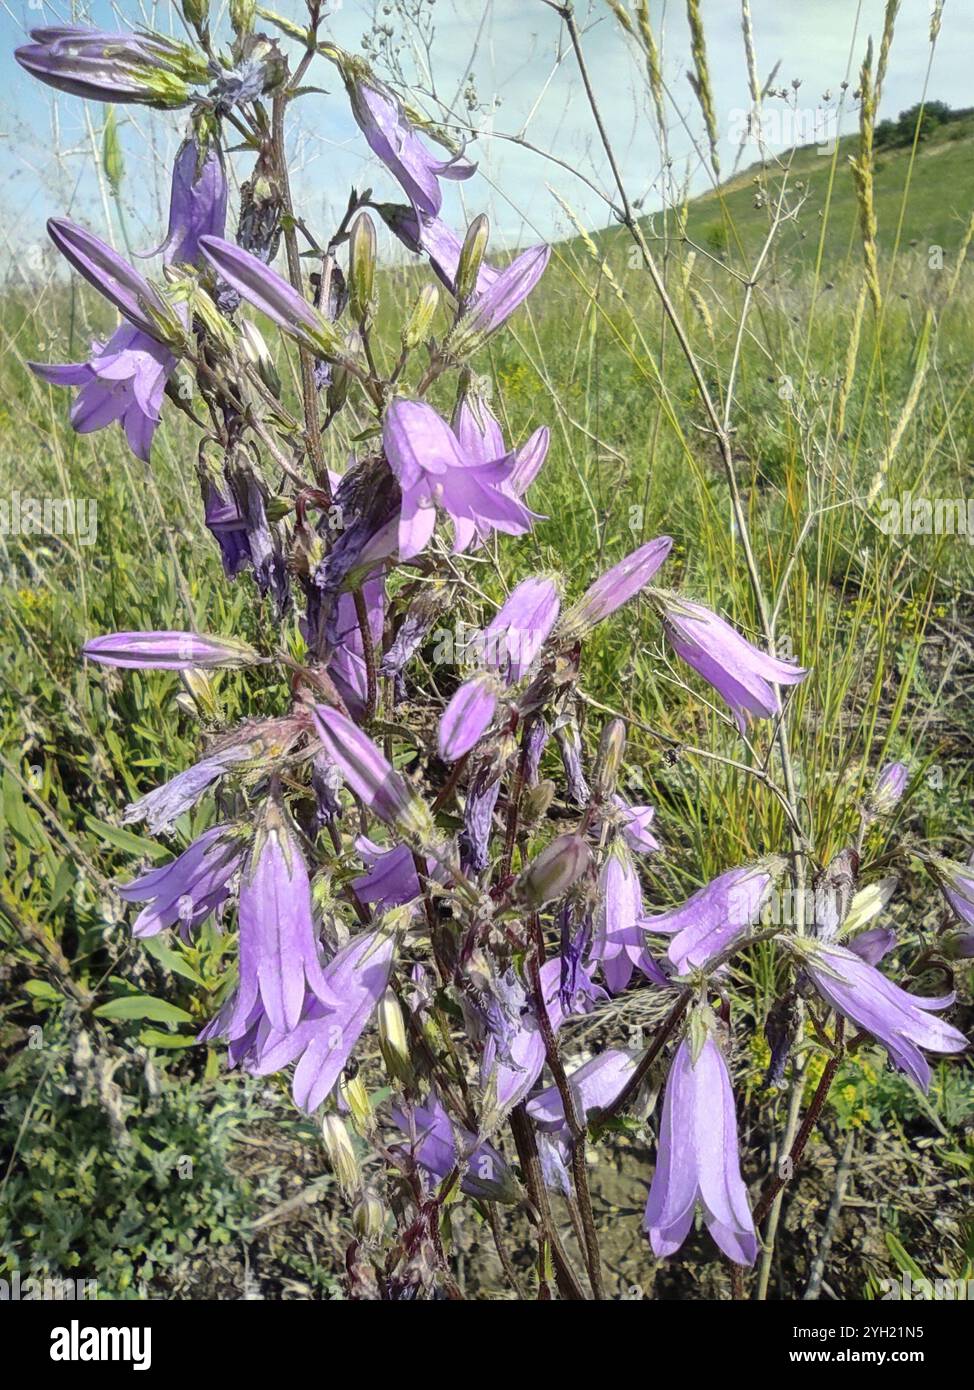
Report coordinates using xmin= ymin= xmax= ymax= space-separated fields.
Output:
xmin=271 ymin=83 xmax=329 ymax=499
xmin=751 ymin=1023 xmax=845 ymax=1297
xmin=353 ymin=588 xmax=379 ymax=723
xmin=508 ymin=1105 xmax=588 ymax=1300
xmin=486 ymin=1201 xmax=524 ymax=1298
xmin=527 ymin=919 xmax=605 ymax=1298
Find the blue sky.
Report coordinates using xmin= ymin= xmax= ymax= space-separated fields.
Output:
xmin=2 ymin=0 xmax=971 ymax=269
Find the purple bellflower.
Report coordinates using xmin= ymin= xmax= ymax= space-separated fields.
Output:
xmin=31 ymin=323 xmax=177 ymax=463
xmin=447 ymin=244 xmax=551 ymax=357
xmin=615 ymin=797 xmax=661 ymax=855
xmin=472 ymin=576 xmax=560 ymax=684
xmin=118 ymin=826 xmax=242 ymax=939
xmin=560 ymin=537 xmax=674 ymax=638
xmin=870 ymin=761 xmax=909 ymax=815
xmin=438 ymin=673 xmax=498 ymax=761
xmin=237 ymin=821 xmax=335 ymax=1034
xmin=346 ymin=72 xmax=475 ymax=218
xmin=46 ymin=218 xmax=175 ymax=339
xmin=527 ymin=1049 xmax=638 ymax=1134
xmin=83 ymin=630 xmax=257 ymax=671
xmin=123 ymin=743 xmax=255 ymax=835
xmin=374 ymin=204 xmax=499 ymax=297
xmin=31 ymin=219 xmax=184 ymax=458
xmin=312 ymin=705 xmax=432 ymax=841
xmin=199 ymin=236 xmax=343 ymax=358
xmin=793 ymin=937 xmax=967 ymax=1091
xmin=383 ymin=398 xmax=538 ymax=560
xmin=151 ymin=137 xmax=228 ymax=267
xmin=644 ymin=1029 xmax=758 ymax=1266
xmin=483 ymin=956 xmax=605 ymax=1114
xmin=248 ymin=928 xmax=397 ymax=1112
xmin=658 ymin=596 xmax=809 ymax=732
xmin=15 ymin=25 xmax=197 ymax=107
xmin=931 ymin=854 xmax=974 ymax=935
xmin=643 ymin=861 xmax=779 ymax=976
xmin=324 ymin=575 xmax=386 ymax=719
xmin=590 ymin=842 xmax=645 ymax=994
xmin=458 ymin=764 xmax=502 ymax=875
xmin=391 ymin=1094 xmax=518 ymax=1202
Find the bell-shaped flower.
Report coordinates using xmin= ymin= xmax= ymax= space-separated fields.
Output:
xmin=383 ymin=398 xmax=538 ymax=560
xmin=247 ymin=928 xmax=397 ymax=1112
xmin=792 ymin=937 xmax=967 ymax=1092
xmin=374 ymin=203 xmax=498 ymax=297
xmin=312 ymin=705 xmax=433 ymax=841
xmin=15 ymin=25 xmax=199 ymax=107
xmin=237 ymin=820 xmax=335 ymax=1035
xmin=560 ymin=538 xmax=673 ymax=639
xmin=869 ymin=761 xmax=908 ymax=815
xmin=614 ymin=797 xmax=661 ymax=855
xmin=31 ymin=323 xmax=177 ymax=462
xmin=447 ymin=244 xmax=551 ymax=357
xmin=199 ymin=236 xmax=344 ymax=358
xmin=346 ymin=71 xmax=475 ymax=218
xmin=122 ymin=743 xmax=255 ymax=835
xmin=46 ymin=218 xmax=177 ymax=339
xmin=83 ymin=629 xmax=258 ymax=672
xmin=473 ymin=577 xmax=560 ymax=685
xmin=590 ymin=841 xmax=645 ymax=993
xmin=527 ymin=1049 xmax=638 ymax=1134
xmin=643 ymin=861 xmax=779 ymax=976
xmin=930 ymin=853 xmax=974 ymax=932
xmin=151 ymin=137 xmax=227 ymax=267
xmin=482 ymin=956 xmax=605 ymax=1114
xmin=391 ymin=1093 xmax=518 ymax=1202
xmin=438 ymin=673 xmax=498 ymax=761
xmin=323 ymin=575 xmax=386 ymax=720
xmin=659 ymin=596 xmax=809 ymax=732
xmin=118 ymin=825 xmax=242 ymax=939
xmin=644 ymin=1029 xmax=758 ymax=1266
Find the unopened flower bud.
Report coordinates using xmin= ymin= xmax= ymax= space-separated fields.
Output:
xmin=338 ymin=1073 xmax=375 ymax=1136
xmin=455 ymin=214 xmax=489 ymax=306
xmin=518 ymin=833 xmax=592 ymax=907
xmin=402 ymin=283 xmax=440 ymax=351
xmin=378 ymin=988 xmax=413 ymax=1086
xmin=593 ymin=718 xmax=627 ymax=800
xmin=352 ymin=1191 xmax=387 ymax=1243
xmin=348 ymin=213 xmax=377 ymax=323
xmin=320 ymin=1114 xmax=360 ymax=1198
xmin=520 ymin=778 xmax=555 ymax=827
xmin=178 ymin=667 xmax=220 ymax=721
xmin=239 ymin=318 xmax=281 ymax=396
xmin=868 ymin=761 xmax=908 ymax=816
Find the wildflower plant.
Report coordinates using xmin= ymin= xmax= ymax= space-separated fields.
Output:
xmin=18 ymin=3 xmax=970 ymax=1301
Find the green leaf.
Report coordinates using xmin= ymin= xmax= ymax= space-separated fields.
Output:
xmin=141 ymin=936 xmax=205 ymax=987
xmin=138 ymin=1028 xmax=198 ymax=1049
xmin=24 ymin=979 xmax=62 ymax=1003
xmin=884 ymin=1232 xmax=925 ymax=1281
xmin=84 ymin=816 xmax=170 ymax=861
xmin=94 ymin=995 xmax=193 ymax=1025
